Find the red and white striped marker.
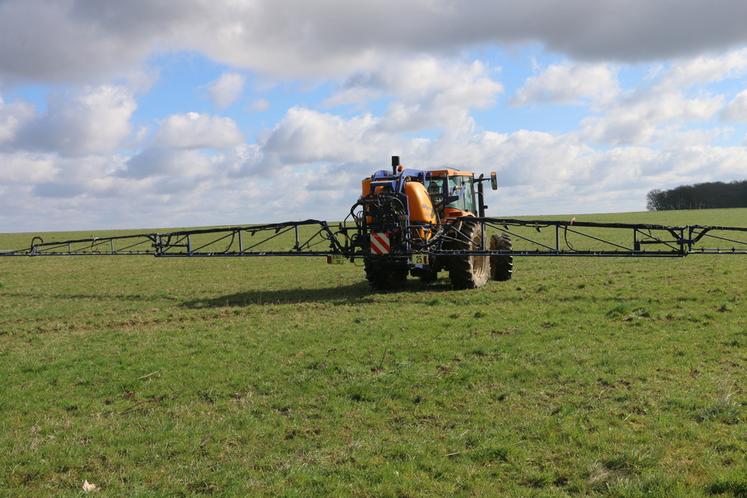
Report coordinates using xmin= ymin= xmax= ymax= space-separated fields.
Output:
xmin=370 ymin=232 xmax=390 ymax=255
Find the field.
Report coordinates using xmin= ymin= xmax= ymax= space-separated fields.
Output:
xmin=0 ymin=208 xmax=745 ymax=497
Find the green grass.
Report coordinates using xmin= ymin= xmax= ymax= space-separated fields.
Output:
xmin=0 ymin=208 xmax=745 ymax=497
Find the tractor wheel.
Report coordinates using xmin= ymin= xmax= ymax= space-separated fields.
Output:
xmin=489 ymin=233 xmax=513 ymax=281
xmin=448 ymin=221 xmax=490 ymax=289
xmin=364 ymin=257 xmax=408 ymax=291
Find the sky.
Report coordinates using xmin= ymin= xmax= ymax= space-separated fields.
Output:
xmin=2 ymin=1 xmax=747 ymax=231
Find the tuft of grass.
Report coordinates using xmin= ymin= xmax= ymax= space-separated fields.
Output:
xmin=694 ymin=394 xmax=742 ymax=425
xmin=707 ymin=478 xmax=747 ymax=496
xmin=624 ymin=307 xmax=651 ymax=321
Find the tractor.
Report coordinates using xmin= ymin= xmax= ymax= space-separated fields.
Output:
xmin=354 ymin=156 xmax=512 ymax=290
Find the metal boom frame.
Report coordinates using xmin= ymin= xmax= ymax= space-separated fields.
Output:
xmin=0 ymin=220 xmax=348 ymax=258
xmin=1 ymin=218 xmax=746 ymax=258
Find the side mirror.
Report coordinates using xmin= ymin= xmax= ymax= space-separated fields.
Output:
xmin=490 ymin=172 xmax=498 ymax=190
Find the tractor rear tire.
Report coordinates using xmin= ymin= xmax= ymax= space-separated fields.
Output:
xmin=489 ymin=233 xmax=513 ymax=281
xmin=448 ymin=221 xmax=490 ymax=289
xmin=364 ymin=258 xmax=408 ymax=291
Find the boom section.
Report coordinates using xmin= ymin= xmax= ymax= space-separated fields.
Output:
xmin=432 ymin=218 xmax=747 ymax=257
xmin=1 ymin=218 xmax=745 ymax=258
xmin=0 ymin=220 xmax=349 ymax=258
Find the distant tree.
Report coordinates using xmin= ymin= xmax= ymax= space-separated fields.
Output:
xmin=646 ymin=189 xmax=662 ymax=211
xmin=646 ymin=180 xmax=747 ymax=211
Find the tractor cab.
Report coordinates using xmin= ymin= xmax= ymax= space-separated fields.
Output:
xmin=425 ymin=170 xmax=479 ymax=219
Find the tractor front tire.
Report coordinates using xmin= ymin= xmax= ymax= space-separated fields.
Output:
xmin=364 ymin=257 xmax=408 ymax=291
xmin=448 ymin=221 xmax=490 ymax=290
xmin=489 ymin=233 xmax=513 ymax=281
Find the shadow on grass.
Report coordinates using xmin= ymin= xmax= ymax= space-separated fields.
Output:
xmin=0 ymin=291 xmax=181 ymax=302
xmin=182 ymin=280 xmax=455 ymax=308
xmin=169 ymin=275 xmax=669 ymax=308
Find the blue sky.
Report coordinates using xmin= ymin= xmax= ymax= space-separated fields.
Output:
xmin=132 ymin=47 xmax=601 ymax=140
xmin=1 ymin=0 xmax=747 ymax=231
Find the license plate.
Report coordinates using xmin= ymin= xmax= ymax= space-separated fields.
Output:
xmin=326 ymin=254 xmax=346 ymax=265
xmin=409 ymin=253 xmax=428 ymax=267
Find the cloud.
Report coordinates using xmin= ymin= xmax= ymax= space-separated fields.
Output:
xmin=120 ymin=112 xmax=244 ymax=182
xmin=721 ymin=89 xmax=747 ymax=122
xmin=254 ymin=102 xmax=747 ymax=215
xmin=207 ymin=72 xmax=245 ymax=108
xmin=123 ymin=148 xmax=217 ymax=181
xmin=326 ymin=57 xmax=502 ymax=107
xmin=512 ymin=63 xmax=619 ymax=106
xmin=152 ymin=112 xmax=243 ymax=149
xmin=0 ymin=0 xmax=174 ymax=83
xmin=572 ymin=54 xmax=744 ymax=146
xmin=5 ymin=1 xmax=747 ymax=82
xmin=261 ymin=107 xmax=386 ymax=166
xmin=15 ymin=85 xmax=136 ymax=156
xmin=3 ymin=101 xmax=747 ymax=232
xmin=2 ymin=10 xmax=747 ymax=234
xmin=580 ymin=92 xmax=724 ymax=145
xmin=0 ymin=151 xmax=58 ymax=183
xmin=324 ymin=57 xmax=503 ymax=136
xmin=0 ymin=95 xmax=35 ymax=144
xmin=248 ymin=98 xmax=270 ymax=112
xmin=657 ymin=48 xmax=747 ymax=90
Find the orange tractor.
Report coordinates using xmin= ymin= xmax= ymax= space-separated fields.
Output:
xmin=354 ymin=156 xmax=511 ymax=289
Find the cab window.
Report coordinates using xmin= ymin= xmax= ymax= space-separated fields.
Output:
xmin=426 ymin=177 xmax=444 ymax=206
xmin=447 ymin=176 xmax=475 ymax=212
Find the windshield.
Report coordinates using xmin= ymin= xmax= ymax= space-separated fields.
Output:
xmin=426 ymin=175 xmax=475 ymax=213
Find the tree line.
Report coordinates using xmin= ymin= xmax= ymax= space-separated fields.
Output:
xmin=647 ymin=180 xmax=747 ymax=211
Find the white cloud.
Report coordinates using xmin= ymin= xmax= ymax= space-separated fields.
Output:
xmin=249 ymin=102 xmax=747 ymax=220
xmin=30 ymin=154 xmax=129 ymax=198
xmin=570 ymin=50 xmax=745 ymax=148
xmin=124 ymin=148 xmax=215 ymax=180
xmin=657 ymin=48 xmax=747 ymax=90
xmin=3 ymin=103 xmax=747 ymax=232
xmin=207 ymin=72 xmax=245 ymax=108
xmin=580 ymin=92 xmax=724 ymax=145
xmin=721 ymin=89 xmax=747 ymax=122
xmin=152 ymin=112 xmax=243 ymax=149
xmin=16 ymin=85 xmax=136 ymax=156
xmin=117 ymin=112 xmax=245 ymax=182
xmin=261 ymin=107 xmax=385 ymax=166
xmin=324 ymin=57 xmax=502 ymax=136
xmin=0 ymin=151 xmax=58 ymax=183
xmin=327 ymin=57 xmax=502 ymax=107
xmin=0 ymin=96 xmax=35 ymax=144
xmin=512 ymin=63 xmax=619 ymax=106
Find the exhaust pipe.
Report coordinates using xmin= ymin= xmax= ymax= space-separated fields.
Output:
xmin=391 ymin=155 xmax=400 ymax=175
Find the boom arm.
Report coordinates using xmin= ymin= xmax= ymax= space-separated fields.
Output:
xmin=0 ymin=220 xmax=351 ymax=258
xmin=450 ymin=218 xmax=747 ymax=257
xmin=1 ymin=218 xmax=746 ymax=258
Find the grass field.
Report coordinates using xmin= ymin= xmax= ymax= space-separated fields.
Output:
xmin=1 ymin=208 xmax=745 ymax=497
